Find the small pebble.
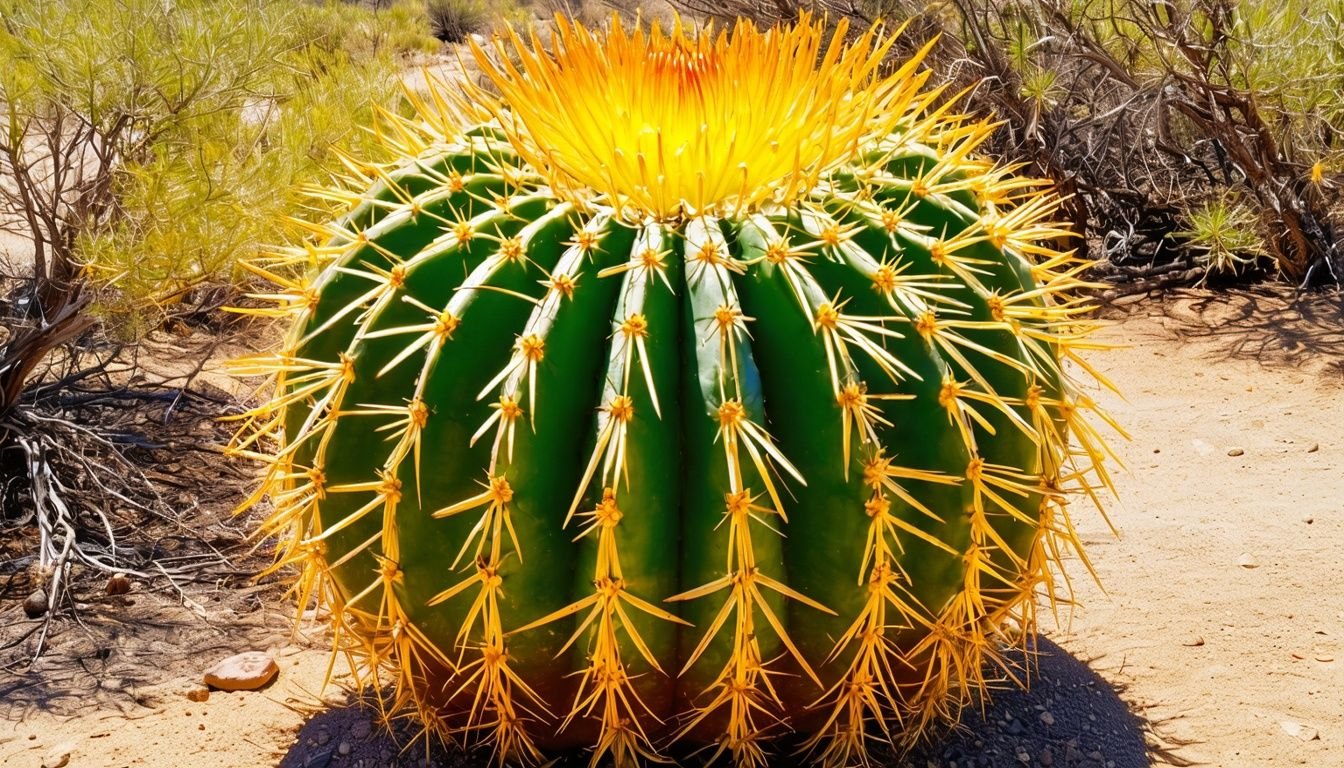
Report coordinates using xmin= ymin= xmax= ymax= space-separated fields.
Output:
xmin=316 ymin=730 xmax=330 ymax=746
xmin=1039 ymin=710 xmax=1055 ymax=726
xmin=105 ymin=572 xmax=132 ymax=595
xmin=351 ymin=720 xmax=372 ymax=740
xmin=186 ymin=688 xmax=210 ymax=702
xmin=203 ymin=651 xmax=279 ymax=691
xmin=1307 ymin=443 xmax=1320 ymax=453
xmin=1227 ymin=447 xmax=1245 ymax=457
xmin=1039 ymin=747 xmax=1054 ymax=766
xmin=338 ymin=741 xmax=351 ymax=756
xmin=41 ymin=743 xmax=74 ymax=768
xmin=1281 ymin=720 xmax=1321 ymax=741
xmin=24 ymin=589 xmax=49 ymax=619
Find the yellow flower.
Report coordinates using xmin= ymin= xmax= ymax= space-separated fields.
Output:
xmin=469 ymin=14 xmax=928 ymax=221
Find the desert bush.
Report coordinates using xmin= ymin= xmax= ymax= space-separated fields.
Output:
xmin=425 ymin=0 xmax=544 ymax=42
xmin=305 ymin=0 xmax=444 ymax=57
xmin=426 ymin=0 xmax=494 ymax=41
xmin=78 ymin=48 xmax=413 ymax=331
xmin=0 ymin=0 xmax=432 ymax=629
xmin=675 ymin=0 xmax=1344 ymax=287
xmin=65 ymin=1 xmax=438 ymax=329
xmin=0 ymin=0 xmax=439 ymax=332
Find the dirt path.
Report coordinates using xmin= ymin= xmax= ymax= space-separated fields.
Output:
xmin=2 ymin=288 xmax=1341 ymax=767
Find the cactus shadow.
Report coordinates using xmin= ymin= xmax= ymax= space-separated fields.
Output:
xmin=900 ymin=634 xmax=1154 ymax=767
xmin=279 ymin=635 xmax=1153 ymax=768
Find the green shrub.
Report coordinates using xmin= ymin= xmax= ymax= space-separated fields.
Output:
xmin=1174 ymin=194 xmax=1270 ymax=278
xmin=0 ymin=0 xmax=438 ymax=335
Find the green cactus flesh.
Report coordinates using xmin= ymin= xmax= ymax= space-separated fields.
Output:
xmin=230 ymin=17 xmax=1118 ymax=768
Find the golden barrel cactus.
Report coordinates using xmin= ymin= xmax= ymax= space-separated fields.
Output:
xmin=231 ymin=13 xmax=1119 ymax=768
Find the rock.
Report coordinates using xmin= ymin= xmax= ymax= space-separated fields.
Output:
xmin=337 ymin=741 xmax=352 ymax=756
xmin=350 ymin=719 xmax=372 ymax=740
xmin=105 ymin=573 xmax=132 ymax=595
xmin=42 ymin=742 xmax=74 ymax=768
xmin=1182 ymin=636 xmax=1205 ymax=647
xmin=23 ymin=589 xmax=49 ymax=618
xmin=1039 ymin=710 xmax=1055 ymax=726
xmin=1308 ymin=443 xmax=1320 ymax=453
xmin=203 ymin=651 xmax=279 ymax=691
xmin=186 ymin=688 xmax=210 ymax=702
xmin=1280 ymin=720 xmax=1320 ymax=741
xmin=1227 ymin=447 xmax=1245 ymax=457
xmin=316 ymin=729 xmax=330 ymax=746
xmin=1039 ymin=747 xmax=1054 ymax=766
xmin=1236 ymin=553 xmax=1259 ymax=569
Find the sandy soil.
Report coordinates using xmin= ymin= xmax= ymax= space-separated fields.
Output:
xmin=1039 ymin=288 xmax=1343 ymax=768
xmin=2 ymin=287 xmax=1341 ymax=768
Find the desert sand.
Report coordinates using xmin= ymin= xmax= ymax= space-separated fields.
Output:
xmin=1 ymin=287 xmax=1341 ymax=767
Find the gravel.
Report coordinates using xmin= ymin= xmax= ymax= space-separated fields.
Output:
xmin=280 ymin=636 xmax=1149 ymax=768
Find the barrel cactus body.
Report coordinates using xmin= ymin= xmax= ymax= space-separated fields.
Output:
xmin=232 ymin=14 xmax=1119 ymax=768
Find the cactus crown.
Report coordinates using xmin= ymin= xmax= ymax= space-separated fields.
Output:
xmin=468 ymin=14 xmax=914 ymax=219
xmin=229 ymin=12 xmax=1121 ymax=768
